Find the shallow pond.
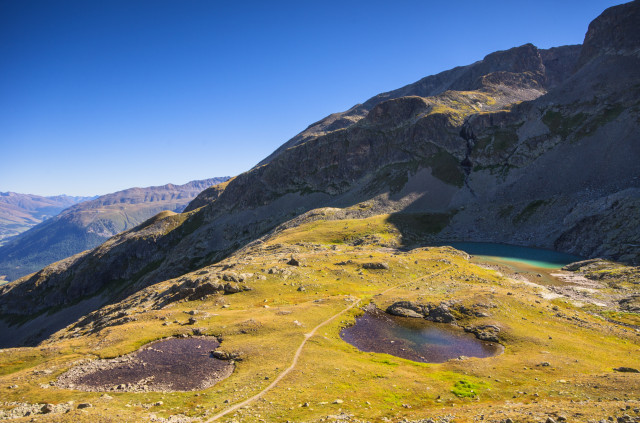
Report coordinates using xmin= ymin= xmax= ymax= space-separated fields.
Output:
xmin=57 ymin=337 xmax=233 ymax=391
xmin=340 ymin=310 xmax=502 ymax=363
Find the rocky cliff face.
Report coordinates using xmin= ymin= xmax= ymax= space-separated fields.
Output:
xmin=257 ymin=43 xmax=581 ymax=167
xmin=1 ymin=1 xmax=638 ymax=346
xmin=577 ymin=0 xmax=640 ymax=68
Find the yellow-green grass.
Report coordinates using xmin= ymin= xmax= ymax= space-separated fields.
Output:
xmin=0 ymin=215 xmax=639 ymax=422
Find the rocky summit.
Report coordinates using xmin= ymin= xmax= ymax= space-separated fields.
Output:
xmin=0 ymin=2 xmax=639 ymax=423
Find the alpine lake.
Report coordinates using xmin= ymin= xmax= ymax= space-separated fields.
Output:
xmin=341 ymin=242 xmax=582 ymax=363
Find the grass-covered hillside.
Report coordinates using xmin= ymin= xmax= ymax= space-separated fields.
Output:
xmin=0 ymin=212 xmax=637 ymax=422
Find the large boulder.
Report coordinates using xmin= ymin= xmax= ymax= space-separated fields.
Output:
xmin=386 ymin=301 xmax=425 ymax=318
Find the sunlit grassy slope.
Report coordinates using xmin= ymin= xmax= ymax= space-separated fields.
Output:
xmin=0 ymin=211 xmax=638 ymax=422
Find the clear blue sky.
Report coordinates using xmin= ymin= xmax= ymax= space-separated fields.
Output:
xmin=0 ymin=0 xmax=626 ymax=196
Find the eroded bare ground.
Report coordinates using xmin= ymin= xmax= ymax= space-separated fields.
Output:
xmin=56 ymin=337 xmax=234 ymax=393
xmin=475 ymin=258 xmax=640 ymax=328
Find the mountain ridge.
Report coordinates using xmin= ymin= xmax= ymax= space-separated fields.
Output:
xmin=256 ymin=43 xmax=582 ymax=168
xmin=1 ymin=0 xmax=639 ymax=347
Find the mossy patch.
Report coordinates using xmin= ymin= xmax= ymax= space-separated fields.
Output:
xmin=451 ymin=379 xmax=481 ymax=398
xmin=387 ymin=211 xmax=457 ymax=245
xmin=575 ymin=104 xmax=625 ymax=139
xmin=543 ymin=109 xmax=588 ymax=140
xmin=426 ymin=150 xmax=465 ymax=188
xmin=498 ymin=204 xmax=514 ymax=219
xmin=514 ymin=199 xmax=550 ymax=224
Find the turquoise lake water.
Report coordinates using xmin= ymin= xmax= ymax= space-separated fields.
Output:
xmin=445 ymin=242 xmax=582 ymax=270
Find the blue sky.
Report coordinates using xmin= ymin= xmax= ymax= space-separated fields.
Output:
xmin=0 ymin=0 xmax=626 ymax=196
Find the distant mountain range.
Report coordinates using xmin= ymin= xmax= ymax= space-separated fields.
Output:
xmin=0 ymin=178 xmax=228 ymax=282
xmin=0 ymin=192 xmax=94 ymax=246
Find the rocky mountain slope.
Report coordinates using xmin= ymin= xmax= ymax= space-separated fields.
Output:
xmin=0 ymin=192 xmax=92 ymax=246
xmin=1 ymin=1 xmax=639 ymax=348
xmin=0 ymin=178 xmax=228 ymax=282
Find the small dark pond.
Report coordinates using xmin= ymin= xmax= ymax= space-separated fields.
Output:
xmin=58 ymin=337 xmax=233 ymax=391
xmin=340 ymin=310 xmax=502 ymax=363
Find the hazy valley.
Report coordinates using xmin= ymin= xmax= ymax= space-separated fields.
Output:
xmin=0 ymin=178 xmax=228 ymax=283
xmin=0 ymin=193 xmax=93 ymax=247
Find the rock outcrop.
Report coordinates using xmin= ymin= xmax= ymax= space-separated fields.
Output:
xmin=386 ymin=301 xmax=488 ymax=324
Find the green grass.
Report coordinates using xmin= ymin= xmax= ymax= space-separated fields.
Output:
xmin=576 ymin=104 xmax=624 ymax=139
xmin=426 ymin=150 xmax=465 ymax=188
xmin=492 ymin=129 xmax=519 ymax=152
xmin=543 ymin=110 xmax=588 ymax=140
xmin=451 ymin=379 xmax=481 ymax=398
xmin=514 ymin=199 xmax=550 ymax=224
xmin=498 ymin=204 xmax=514 ymax=219
xmin=387 ymin=211 xmax=457 ymax=245
xmin=1 ymin=212 xmax=639 ymax=422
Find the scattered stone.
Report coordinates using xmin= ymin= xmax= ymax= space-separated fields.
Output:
xmin=210 ymin=350 xmax=242 ymax=361
xmin=222 ymin=273 xmax=239 ymax=282
xmin=224 ymin=283 xmax=241 ymax=294
xmin=362 ymin=262 xmax=389 ymax=270
xmin=538 ymin=362 xmax=551 ymax=367
xmin=41 ymin=404 xmax=55 ymax=414
xmin=464 ymin=325 xmax=501 ymax=343
xmin=154 ymin=401 xmax=163 ymax=406
xmin=287 ymin=257 xmax=301 ymax=266
xmin=333 ymin=399 xmax=344 ymax=404
xmin=614 ymin=367 xmax=640 ymax=373
xmin=425 ymin=303 xmax=455 ymax=323
xmin=387 ymin=301 xmax=424 ymax=318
